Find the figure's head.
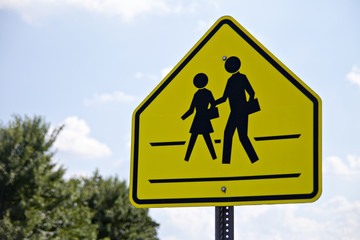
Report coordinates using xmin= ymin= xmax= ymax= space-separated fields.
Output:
xmin=225 ymin=56 xmax=241 ymax=73
xmin=193 ymin=73 xmax=208 ymax=88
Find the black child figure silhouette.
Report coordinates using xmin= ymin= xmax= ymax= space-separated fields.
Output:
xmin=215 ymin=56 xmax=259 ymax=164
xmin=182 ymin=73 xmax=217 ymax=161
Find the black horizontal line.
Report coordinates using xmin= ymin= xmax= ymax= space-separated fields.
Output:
xmin=149 ymin=173 xmax=300 ymax=183
xmin=150 ymin=134 xmax=300 ymax=146
xmin=150 ymin=141 xmax=186 ymax=146
xmin=254 ymin=134 xmax=301 ymax=141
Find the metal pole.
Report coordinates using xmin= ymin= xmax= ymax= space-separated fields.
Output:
xmin=215 ymin=206 xmax=234 ymax=240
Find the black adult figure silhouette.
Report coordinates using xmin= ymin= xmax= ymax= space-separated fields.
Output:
xmin=182 ymin=73 xmax=217 ymax=161
xmin=215 ymin=56 xmax=259 ymax=164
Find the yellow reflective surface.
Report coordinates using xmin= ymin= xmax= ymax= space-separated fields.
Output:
xmin=130 ymin=16 xmax=321 ymax=208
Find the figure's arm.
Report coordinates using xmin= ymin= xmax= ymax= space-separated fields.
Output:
xmin=209 ymin=92 xmax=216 ymax=108
xmin=244 ymin=75 xmax=255 ymax=100
xmin=215 ymin=82 xmax=229 ymax=105
xmin=181 ymin=108 xmax=194 ymax=120
xmin=181 ymin=98 xmax=195 ymax=120
xmin=215 ymin=96 xmax=226 ymax=105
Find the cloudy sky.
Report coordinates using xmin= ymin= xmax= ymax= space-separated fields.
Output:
xmin=1 ymin=0 xmax=360 ymax=239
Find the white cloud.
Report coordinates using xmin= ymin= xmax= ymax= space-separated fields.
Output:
xmin=135 ymin=67 xmax=172 ymax=82
xmin=282 ymin=205 xmax=323 ymax=234
xmin=53 ymin=116 xmax=112 ymax=158
xmin=348 ymin=155 xmax=360 ymax=169
xmin=150 ymin=207 xmax=214 ymax=240
xmin=134 ymin=72 xmax=158 ymax=81
xmin=134 ymin=72 xmax=144 ymax=79
xmin=151 ymin=197 xmax=360 ymax=240
xmin=281 ymin=198 xmax=360 ymax=239
xmin=310 ymin=196 xmax=360 ymax=239
xmin=0 ymin=0 xmax=197 ymax=23
xmin=238 ymin=204 xmax=272 ymax=223
xmin=67 ymin=0 xmax=171 ymax=20
xmin=235 ymin=197 xmax=360 ymax=240
xmin=196 ymin=19 xmax=215 ymax=32
xmin=210 ymin=0 xmax=221 ymax=11
xmin=160 ymin=67 xmax=172 ymax=78
xmin=324 ymin=155 xmax=360 ymax=176
xmin=113 ymin=158 xmax=125 ymax=168
xmin=346 ymin=65 xmax=360 ymax=87
xmin=0 ymin=0 xmax=64 ymax=24
xmin=84 ymin=91 xmax=136 ymax=106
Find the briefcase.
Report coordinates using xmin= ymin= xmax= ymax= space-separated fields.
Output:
xmin=247 ymin=98 xmax=260 ymax=114
xmin=208 ymin=107 xmax=219 ymax=119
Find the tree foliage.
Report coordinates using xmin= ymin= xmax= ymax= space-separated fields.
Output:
xmin=79 ymin=172 xmax=159 ymax=240
xmin=0 ymin=116 xmax=159 ymax=239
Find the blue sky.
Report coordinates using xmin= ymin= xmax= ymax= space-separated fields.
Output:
xmin=1 ymin=0 xmax=360 ymax=239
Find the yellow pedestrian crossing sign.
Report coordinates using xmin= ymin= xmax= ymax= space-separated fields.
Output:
xmin=130 ymin=16 xmax=322 ymax=208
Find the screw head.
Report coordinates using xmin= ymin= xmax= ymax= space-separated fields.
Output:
xmin=222 ymin=56 xmax=227 ymax=61
xmin=221 ymin=186 xmax=227 ymax=193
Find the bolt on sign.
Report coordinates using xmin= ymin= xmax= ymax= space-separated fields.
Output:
xmin=130 ymin=16 xmax=322 ymax=208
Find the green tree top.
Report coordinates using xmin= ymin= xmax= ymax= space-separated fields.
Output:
xmin=0 ymin=115 xmax=65 ymax=220
xmin=0 ymin=115 xmax=159 ymax=240
xmin=80 ymin=171 xmax=159 ymax=240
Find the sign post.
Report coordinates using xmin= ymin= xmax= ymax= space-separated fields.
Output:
xmin=215 ymin=206 xmax=234 ymax=240
xmin=130 ymin=15 xmax=322 ymax=237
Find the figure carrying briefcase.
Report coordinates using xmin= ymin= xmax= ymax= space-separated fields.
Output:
xmin=247 ymin=98 xmax=260 ymax=114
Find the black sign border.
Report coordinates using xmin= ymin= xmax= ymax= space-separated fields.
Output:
xmin=132 ymin=17 xmax=320 ymax=206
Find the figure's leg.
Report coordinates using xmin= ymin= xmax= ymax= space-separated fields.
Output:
xmin=185 ymin=133 xmax=198 ymax=161
xmin=238 ymin=115 xmax=259 ymax=163
xmin=222 ymin=115 xmax=236 ymax=164
xmin=203 ymin=133 xmax=217 ymax=160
